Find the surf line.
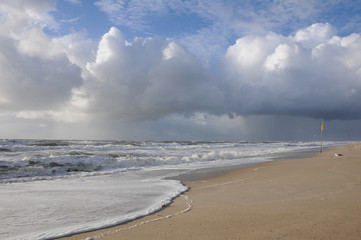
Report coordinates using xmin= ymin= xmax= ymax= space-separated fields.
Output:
xmin=85 ymin=169 xmax=258 ymax=239
xmin=84 ymin=194 xmax=193 ymax=240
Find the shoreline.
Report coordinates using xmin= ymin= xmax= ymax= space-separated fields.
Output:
xmin=60 ymin=143 xmax=361 ymax=240
xmin=170 ymin=146 xmax=321 ymax=184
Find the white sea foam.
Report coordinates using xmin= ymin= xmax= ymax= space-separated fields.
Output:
xmin=1 ymin=173 xmax=187 ymax=240
xmin=0 ymin=140 xmax=347 ymax=239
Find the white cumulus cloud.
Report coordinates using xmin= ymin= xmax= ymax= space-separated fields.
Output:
xmin=223 ymin=23 xmax=361 ymax=120
xmin=84 ymin=27 xmax=223 ymax=121
xmin=0 ymin=0 xmax=84 ymax=116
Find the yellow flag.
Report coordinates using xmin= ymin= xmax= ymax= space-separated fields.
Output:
xmin=321 ymin=122 xmax=324 ymax=131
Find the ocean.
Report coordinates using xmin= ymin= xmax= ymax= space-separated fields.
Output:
xmin=0 ymin=139 xmax=344 ymax=239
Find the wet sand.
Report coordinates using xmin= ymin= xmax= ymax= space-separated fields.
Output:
xmin=60 ymin=143 xmax=361 ymax=240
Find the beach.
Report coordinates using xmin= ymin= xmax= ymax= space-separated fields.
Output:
xmin=60 ymin=143 xmax=361 ymax=240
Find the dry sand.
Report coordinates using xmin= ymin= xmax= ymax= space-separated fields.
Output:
xmin=60 ymin=143 xmax=361 ymax=240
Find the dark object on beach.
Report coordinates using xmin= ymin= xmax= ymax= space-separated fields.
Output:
xmin=67 ymin=168 xmax=80 ymax=172
xmin=334 ymin=153 xmax=343 ymax=157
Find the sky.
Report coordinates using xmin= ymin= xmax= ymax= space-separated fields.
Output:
xmin=0 ymin=0 xmax=361 ymax=141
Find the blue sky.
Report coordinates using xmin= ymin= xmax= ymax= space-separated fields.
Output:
xmin=54 ymin=1 xmax=361 ymax=51
xmin=52 ymin=1 xmax=111 ymax=39
xmin=1 ymin=0 xmax=361 ymax=140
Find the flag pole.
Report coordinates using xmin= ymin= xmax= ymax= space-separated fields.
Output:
xmin=320 ymin=122 xmax=324 ymax=153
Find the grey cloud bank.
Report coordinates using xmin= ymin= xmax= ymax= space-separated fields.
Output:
xmin=0 ymin=1 xmax=361 ymax=141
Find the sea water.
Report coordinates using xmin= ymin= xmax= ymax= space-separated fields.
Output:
xmin=0 ymin=140 xmax=344 ymax=239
